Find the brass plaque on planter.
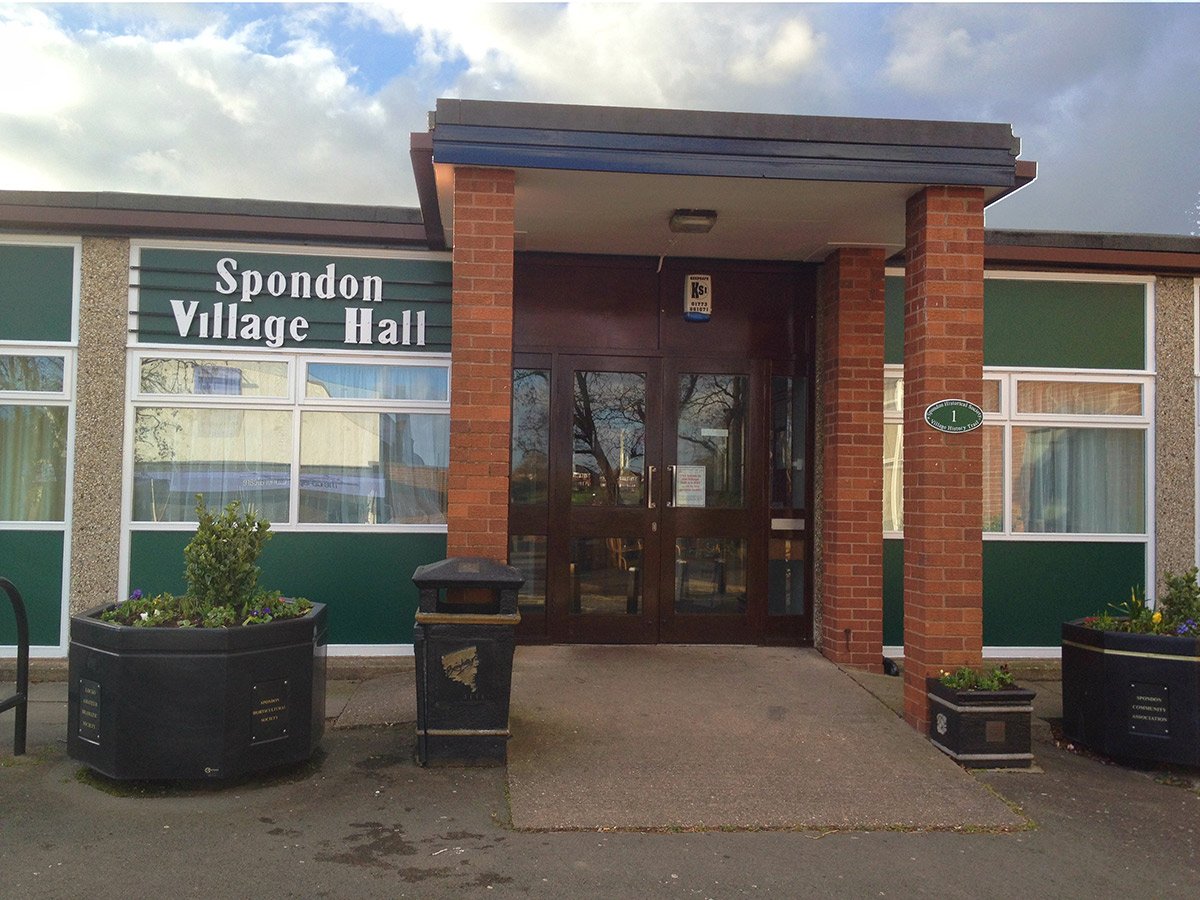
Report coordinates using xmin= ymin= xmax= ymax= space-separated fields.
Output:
xmin=251 ymin=679 xmax=290 ymax=744
xmin=1128 ymin=682 xmax=1169 ymax=737
xmin=78 ymin=678 xmax=101 ymax=744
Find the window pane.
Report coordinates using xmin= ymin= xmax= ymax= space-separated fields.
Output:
xmin=883 ymin=423 xmax=903 ymax=532
xmin=0 ymin=405 xmax=67 ymax=520
xmin=299 ymin=411 xmax=448 ymax=524
xmin=675 ymin=537 xmax=747 ymax=615
xmin=771 ymin=376 xmax=807 ymax=509
xmin=140 ymin=358 xmax=289 ymax=398
xmin=981 ymin=380 xmax=1001 ymax=413
xmin=511 ymin=369 xmax=550 ymax=505
xmin=509 ymin=535 xmax=546 ymax=610
xmin=1017 ymin=381 xmax=1142 ymax=416
xmin=570 ymin=537 xmax=643 ymax=614
xmin=1012 ymin=426 xmax=1145 ymax=533
xmin=884 ymin=376 xmax=903 ymax=413
xmin=768 ymin=536 xmax=805 ymax=615
xmin=983 ymin=425 xmax=1003 ymax=532
xmin=0 ymin=356 xmax=65 ymax=392
xmin=676 ymin=373 xmax=747 ymax=508
xmin=305 ymin=363 xmax=448 ymax=402
xmin=132 ymin=407 xmax=291 ymax=522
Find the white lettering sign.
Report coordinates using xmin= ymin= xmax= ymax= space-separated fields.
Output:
xmin=164 ymin=257 xmax=425 ymax=350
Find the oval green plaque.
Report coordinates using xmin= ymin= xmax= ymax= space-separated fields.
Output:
xmin=924 ymin=398 xmax=984 ymax=434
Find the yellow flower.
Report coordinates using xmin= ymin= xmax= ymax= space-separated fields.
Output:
xmin=1152 ymin=611 xmax=1162 ymax=624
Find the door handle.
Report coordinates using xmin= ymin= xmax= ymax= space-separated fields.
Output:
xmin=647 ymin=465 xmax=656 ymax=509
xmin=667 ymin=465 xmax=676 ymax=508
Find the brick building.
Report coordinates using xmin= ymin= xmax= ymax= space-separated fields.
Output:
xmin=3 ymin=99 xmax=1199 ymax=729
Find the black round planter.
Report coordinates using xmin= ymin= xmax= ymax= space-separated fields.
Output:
xmin=1062 ymin=619 xmax=1200 ymax=766
xmin=67 ymin=603 xmax=327 ymax=780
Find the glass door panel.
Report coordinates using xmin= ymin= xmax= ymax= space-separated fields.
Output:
xmin=554 ymin=357 xmax=660 ymax=643
xmin=674 ymin=537 xmax=747 ymax=614
xmin=658 ymin=361 xmax=761 ymax=642
xmin=673 ymin=374 xmax=747 ymax=509
xmin=572 ymin=370 xmax=646 ymax=507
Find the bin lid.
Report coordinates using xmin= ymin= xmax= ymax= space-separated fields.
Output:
xmin=412 ymin=556 xmax=524 ymax=590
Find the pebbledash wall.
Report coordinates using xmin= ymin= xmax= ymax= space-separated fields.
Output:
xmin=1 ymin=234 xmax=452 ymax=656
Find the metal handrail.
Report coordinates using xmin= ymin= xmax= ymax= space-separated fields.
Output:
xmin=0 ymin=577 xmax=29 ymax=756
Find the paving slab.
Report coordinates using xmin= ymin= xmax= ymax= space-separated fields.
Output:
xmin=333 ymin=673 xmax=417 ymax=729
xmin=507 ymin=646 xmax=1026 ymax=831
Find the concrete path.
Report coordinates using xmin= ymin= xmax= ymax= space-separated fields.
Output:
xmin=3 ymin=653 xmax=1199 ymax=898
xmin=507 ymin=646 xmax=1023 ymax=830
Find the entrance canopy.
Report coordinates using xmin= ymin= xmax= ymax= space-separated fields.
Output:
xmin=411 ymin=98 xmax=1035 ymax=260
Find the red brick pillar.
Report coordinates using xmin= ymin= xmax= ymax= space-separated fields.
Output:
xmin=820 ymin=247 xmax=886 ymax=672
xmin=447 ymin=166 xmax=516 ymax=561
xmin=901 ymin=186 xmax=985 ymax=731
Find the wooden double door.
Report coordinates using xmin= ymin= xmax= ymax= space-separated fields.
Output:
xmin=512 ymin=352 xmax=805 ymax=644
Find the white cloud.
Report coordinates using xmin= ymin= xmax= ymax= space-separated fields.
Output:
xmin=0 ymin=7 xmax=86 ymax=117
xmin=370 ymin=2 xmax=833 ymax=110
xmin=0 ymin=3 xmax=1197 ymax=235
xmin=0 ymin=6 xmax=427 ymax=205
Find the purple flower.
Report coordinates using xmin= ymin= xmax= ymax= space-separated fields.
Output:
xmin=129 ymin=589 xmax=143 ymax=601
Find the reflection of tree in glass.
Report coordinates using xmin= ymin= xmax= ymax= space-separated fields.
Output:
xmin=678 ymin=375 xmax=746 ymax=506
xmin=0 ymin=355 xmax=63 ymax=392
xmin=511 ymin=369 xmax=549 ymax=504
xmin=573 ymin=372 xmax=645 ymax=505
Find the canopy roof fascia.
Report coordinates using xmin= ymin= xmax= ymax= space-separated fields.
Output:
xmin=417 ymin=98 xmax=1032 ymax=257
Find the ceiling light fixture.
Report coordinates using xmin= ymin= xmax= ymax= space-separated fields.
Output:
xmin=669 ymin=209 xmax=717 ymax=234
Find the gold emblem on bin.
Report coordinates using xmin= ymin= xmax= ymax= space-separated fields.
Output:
xmin=442 ymin=646 xmax=480 ymax=694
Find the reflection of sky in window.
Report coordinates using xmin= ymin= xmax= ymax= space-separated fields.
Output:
xmin=306 ymin=363 xmax=448 ymax=401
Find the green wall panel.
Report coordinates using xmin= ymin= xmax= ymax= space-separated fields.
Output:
xmin=883 ymin=538 xmax=904 ymax=645
xmin=0 ymin=245 xmax=75 ymax=342
xmin=0 ymin=530 xmax=65 ymax=646
xmin=981 ymin=541 xmax=1145 ymax=646
xmin=884 ymin=277 xmax=904 ymax=366
xmin=983 ymin=280 xmax=1145 ymax=369
xmin=880 ymin=539 xmax=1145 ymax=647
xmin=883 ymin=277 xmax=1145 ymax=370
xmin=129 ymin=531 xmax=447 ymax=644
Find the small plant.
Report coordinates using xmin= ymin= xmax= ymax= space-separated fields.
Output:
xmin=937 ymin=664 xmax=1016 ymax=692
xmin=1081 ymin=567 xmax=1200 ymax=637
xmin=101 ymin=495 xmax=311 ymax=629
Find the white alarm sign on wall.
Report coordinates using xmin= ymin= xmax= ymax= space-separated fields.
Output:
xmin=684 ymin=274 xmax=712 ymax=322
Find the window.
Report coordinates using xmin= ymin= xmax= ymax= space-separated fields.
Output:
xmin=130 ymin=352 xmax=449 ymax=528
xmin=883 ymin=368 xmax=1150 ymax=537
xmin=0 ymin=352 xmax=71 ymax=522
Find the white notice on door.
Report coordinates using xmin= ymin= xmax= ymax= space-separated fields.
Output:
xmin=675 ymin=465 xmax=706 ymax=507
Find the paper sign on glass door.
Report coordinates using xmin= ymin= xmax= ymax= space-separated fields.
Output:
xmin=675 ymin=465 xmax=706 ymax=507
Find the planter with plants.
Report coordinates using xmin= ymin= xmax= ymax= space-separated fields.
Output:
xmin=67 ymin=498 xmax=327 ymax=780
xmin=1062 ymin=567 xmax=1200 ymax=767
xmin=926 ymin=665 xmax=1036 ymax=768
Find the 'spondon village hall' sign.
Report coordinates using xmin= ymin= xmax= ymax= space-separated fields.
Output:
xmin=133 ymin=248 xmax=451 ymax=352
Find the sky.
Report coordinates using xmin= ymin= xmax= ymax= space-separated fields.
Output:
xmin=1 ymin=2 xmax=1198 ymax=236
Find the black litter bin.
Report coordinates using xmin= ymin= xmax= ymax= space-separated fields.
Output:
xmin=412 ymin=557 xmax=522 ymax=766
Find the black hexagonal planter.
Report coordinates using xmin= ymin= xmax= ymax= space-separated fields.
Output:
xmin=67 ymin=603 xmax=327 ymax=780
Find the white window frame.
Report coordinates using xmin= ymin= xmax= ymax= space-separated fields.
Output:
xmin=125 ymin=346 xmax=451 ymax=533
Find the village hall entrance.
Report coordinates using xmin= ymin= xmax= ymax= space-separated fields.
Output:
xmin=509 ymin=257 xmax=812 ymax=645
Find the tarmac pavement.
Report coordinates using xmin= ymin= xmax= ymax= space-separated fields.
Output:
xmin=2 ymin=651 xmax=1198 ymax=898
